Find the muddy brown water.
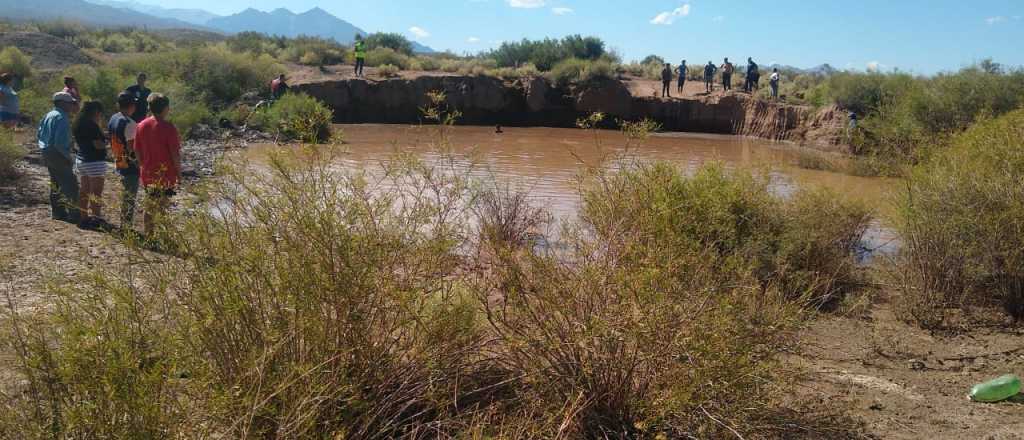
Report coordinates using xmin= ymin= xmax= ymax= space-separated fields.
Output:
xmin=248 ymin=124 xmax=900 ymax=259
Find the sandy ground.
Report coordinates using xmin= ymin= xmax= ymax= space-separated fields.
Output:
xmin=1 ymin=131 xmax=1022 ymax=438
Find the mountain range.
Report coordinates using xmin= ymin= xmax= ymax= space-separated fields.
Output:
xmin=0 ymin=0 xmax=434 ymax=52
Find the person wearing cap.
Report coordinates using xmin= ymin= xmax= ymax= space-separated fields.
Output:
xmin=62 ymin=77 xmax=81 ymax=102
xmin=134 ymin=93 xmax=180 ymax=236
xmin=109 ymin=92 xmax=140 ymax=228
xmin=125 ymin=73 xmax=151 ymax=123
xmin=37 ymin=92 xmax=80 ymax=223
xmin=0 ymin=73 xmax=18 ymax=129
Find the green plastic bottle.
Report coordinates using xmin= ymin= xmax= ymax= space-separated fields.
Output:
xmin=969 ymin=374 xmax=1022 ymax=402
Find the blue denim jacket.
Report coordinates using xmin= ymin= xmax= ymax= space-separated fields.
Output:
xmin=37 ymin=108 xmax=73 ymax=160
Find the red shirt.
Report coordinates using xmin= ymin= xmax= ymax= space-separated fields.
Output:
xmin=135 ymin=116 xmax=181 ymax=188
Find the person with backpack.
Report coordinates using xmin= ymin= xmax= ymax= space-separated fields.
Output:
xmin=720 ymin=58 xmax=734 ymax=91
xmin=676 ymin=60 xmax=687 ymax=95
xmin=769 ymin=68 xmax=781 ymax=99
xmin=744 ymin=57 xmax=760 ymax=93
xmin=109 ymin=92 xmax=140 ymax=228
xmin=353 ymin=35 xmax=367 ymax=77
xmin=703 ymin=61 xmax=717 ymax=93
xmin=661 ymin=63 xmax=673 ymax=98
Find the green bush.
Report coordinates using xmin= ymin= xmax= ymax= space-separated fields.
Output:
xmin=376 ymin=64 xmax=400 ymax=78
xmin=363 ymin=47 xmax=410 ymax=69
xmin=249 ymin=93 xmax=332 ymax=142
xmin=363 ymin=32 xmax=414 ymax=55
xmin=0 ymin=128 xmax=24 ymax=182
xmin=0 ymin=47 xmax=33 ymax=80
xmin=895 ymin=109 xmax=1024 ymax=327
xmin=488 ymin=35 xmax=607 ymax=71
xmin=581 ymin=161 xmax=870 ymax=305
xmin=408 ymin=56 xmax=442 ymax=71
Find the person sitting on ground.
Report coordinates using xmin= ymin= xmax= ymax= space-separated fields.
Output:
xmin=74 ymin=101 xmax=109 ymax=229
xmin=62 ymin=77 xmax=81 ymax=102
xmin=704 ymin=61 xmax=717 ymax=93
xmin=0 ymin=73 xmax=19 ymax=129
xmin=270 ymin=74 xmax=289 ymax=100
xmin=125 ymin=73 xmax=151 ymax=123
xmin=661 ymin=63 xmax=673 ymax=98
xmin=769 ymin=68 xmax=781 ymax=99
xmin=134 ymin=93 xmax=181 ymax=236
xmin=37 ymin=92 xmax=80 ymax=224
xmin=353 ymin=34 xmax=367 ymax=77
xmin=720 ymin=58 xmax=734 ymax=91
xmin=745 ymin=57 xmax=760 ymax=93
xmin=676 ymin=60 xmax=687 ymax=95
xmin=109 ymin=92 xmax=140 ymax=228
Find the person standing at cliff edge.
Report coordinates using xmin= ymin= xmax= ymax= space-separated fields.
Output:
xmin=661 ymin=63 xmax=673 ymax=98
xmin=720 ymin=58 xmax=734 ymax=91
xmin=769 ymin=68 xmax=781 ymax=99
xmin=744 ymin=57 xmax=760 ymax=93
xmin=703 ymin=61 xmax=717 ymax=94
xmin=676 ymin=60 xmax=687 ymax=95
xmin=353 ymin=35 xmax=367 ymax=77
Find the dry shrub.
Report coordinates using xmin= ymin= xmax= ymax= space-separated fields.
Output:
xmin=581 ymin=161 xmax=870 ymax=307
xmin=473 ymin=182 xmax=550 ymax=250
xmin=0 ymin=129 xmax=24 ymax=183
xmin=894 ymin=109 xmax=1024 ymax=328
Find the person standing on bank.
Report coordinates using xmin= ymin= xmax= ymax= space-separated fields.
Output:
xmin=661 ymin=63 xmax=673 ymax=98
xmin=744 ymin=57 xmax=760 ymax=93
xmin=134 ymin=94 xmax=181 ymax=236
xmin=720 ymin=58 xmax=734 ymax=91
xmin=353 ymin=35 xmax=367 ymax=77
xmin=704 ymin=61 xmax=717 ymax=93
xmin=62 ymin=77 xmax=81 ymax=102
xmin=109 ymin=92 xmax=140 ymax=228
xmin=74 ymin=101 xmax=109 ymax=229
xmin=676 ymin=60 xmax=687 ymax=95
xmin=125 ymin=73 xmax=151 ymax=123
xmin=769 ymin=68 xmax=781 ymax=99
xmin=0 ymin=73 xmax=19 ymax=129
xmin=37 ymin=92 xmax=80 ymax=224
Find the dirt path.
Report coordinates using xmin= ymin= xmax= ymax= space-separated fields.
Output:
xmin=789 ymin=300 xmax=1024 ymax=439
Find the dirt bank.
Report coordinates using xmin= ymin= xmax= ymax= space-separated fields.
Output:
xmin=293 ymin=70 xmax=850 ymax=152
xmin=0 ymin=32 xmax=96 ymax=72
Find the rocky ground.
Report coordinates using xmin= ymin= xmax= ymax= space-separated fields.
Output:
xmin=1 ymin=127 xmax=1022 ymax=439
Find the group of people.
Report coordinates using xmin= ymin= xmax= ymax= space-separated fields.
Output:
xmin=34 ymin=72 xmax=181 ymax=235
xmin=660 ymin=57 xmax=782 ymax=100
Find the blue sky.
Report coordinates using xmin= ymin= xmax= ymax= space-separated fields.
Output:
xmin=167 ymin=0 xmax=1022 ymax=74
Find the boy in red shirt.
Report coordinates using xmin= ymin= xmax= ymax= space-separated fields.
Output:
xmin=134 ymin=93 xmax=181 ymax=236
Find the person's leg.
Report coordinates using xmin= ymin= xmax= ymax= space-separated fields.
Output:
xmin=121 ymin=172 xmax=139 ymax=228
xmin=43 ymin=150 xmax=79 ymax=222
xmin=91 ymin=175 xmax=105 ymax=219
xmin=78 ymin=174 xmax=92 ymax=221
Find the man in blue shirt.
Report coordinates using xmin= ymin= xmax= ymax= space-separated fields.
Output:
xmin=38 ymin=91 xmax=80 ymax=223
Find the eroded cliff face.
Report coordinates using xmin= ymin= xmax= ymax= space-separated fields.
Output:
xmin=295 ymin=76 xmax=850 ymax=152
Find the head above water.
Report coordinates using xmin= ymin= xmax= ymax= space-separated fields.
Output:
xmin=148 ymin=93 xmax=170 ymax=119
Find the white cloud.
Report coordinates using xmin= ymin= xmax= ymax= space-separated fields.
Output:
xmin=467 ymin=36 xmax=481 ymax=43
xmin=409 ymin=26 xmax=430 ymax=39
xmin=552 ymin=7 xmax=574 ymax=15
xmin=985 ymin=16 xmax=1006 ymax=25
xmin=508 ymin=0 xmax=545 ymax=8
xmin=651 ymin=4 xmax=691 ymax=25
xmin=866 ymin=61 xmax=884 ymax=72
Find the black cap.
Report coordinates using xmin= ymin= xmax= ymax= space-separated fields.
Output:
xmin=117 ymin=92 xmax=137 ymax=106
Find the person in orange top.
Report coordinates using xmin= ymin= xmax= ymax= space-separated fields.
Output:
xmin=133 ymin=93 xmax=181 ymax=236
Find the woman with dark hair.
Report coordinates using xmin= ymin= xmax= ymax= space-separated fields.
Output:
xmin=0 ymin=73 xmax=19 ymax=129
xmin=74 ymin=101 xmax=109 ymax=228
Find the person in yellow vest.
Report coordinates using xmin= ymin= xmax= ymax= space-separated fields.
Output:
xmin=353 ymin=34 xmax=367 ymax=77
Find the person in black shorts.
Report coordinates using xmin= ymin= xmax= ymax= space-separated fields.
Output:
xmin=661 ymin=63 xmax=673 ymax=98
xmin=676 ymin=60 xmax=687 ymax=95
xmin=703 ymin=61 xmax=717 ymax=93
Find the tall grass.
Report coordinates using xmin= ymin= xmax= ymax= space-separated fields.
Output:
xmin=894 ymin=109 xmax=1024 ymax=328
xmin=0 ymin=103 xmax=870 ymax=438
xmin=0 ymin=128 xmax=24 ymax=182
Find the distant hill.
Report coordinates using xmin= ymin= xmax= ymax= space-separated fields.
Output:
xmin=208 ymin=7 xmax=435 ymax=53
xmin=0 ymin=0 xmax=209 ymax=30
xmin=84 ymin=0 xmax=220 ymax=26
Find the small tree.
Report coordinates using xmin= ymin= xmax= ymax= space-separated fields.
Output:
xmin=364 ymin=32 xmax=414 ymax=56
xmin=0 ymin=47 xmax=33 ymax=81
